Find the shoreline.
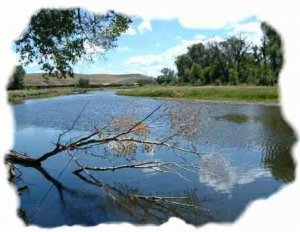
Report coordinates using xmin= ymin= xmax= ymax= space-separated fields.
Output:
xmin=116 ymin=86 xmax=279 ymax=105
xmin=8 ymin=86 xmax=279 ymax=106
xmin=145 ymin=96 xmax=279 ymax=106
xmin=7 ymin=88 xmax=99 ymax=104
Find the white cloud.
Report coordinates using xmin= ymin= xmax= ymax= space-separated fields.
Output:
xmin=227 ymin=21 xmax=263 ymax=45
xmin=124 ymin=26 xmax=136 ymax=36
xmin=138 ymin=19 xmax=152 ymax=33
xmin=81 ymin=40 xmax=105 ymax=63
xmin=198 ymin=153 xmax=271 ymax=195
xmin=83 ymin=40 xmax=105 ymax=54
xmin=125 ymin=37 xmax=207 ymax=76
xmin=205 ymin=35 xmax=225 ymax=44
xmin=228 ymin=21 xmax=261 ymax=34
xmin=194 ymin=34 xmax=206 ymax=40
xmin=124 ymin=35 xmax=226 ymax=76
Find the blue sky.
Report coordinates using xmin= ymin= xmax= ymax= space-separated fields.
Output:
xmin=25 ymin=16 xmax=262 ymax=77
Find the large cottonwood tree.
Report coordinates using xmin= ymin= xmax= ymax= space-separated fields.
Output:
xmin=15 ymin=8 xmax=132 ymax=77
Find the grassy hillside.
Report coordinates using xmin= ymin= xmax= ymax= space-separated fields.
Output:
xmin=117 ymin=86 xmax=279 ymax=103
xmin=23 ymin=73 xmax=153 ymax=87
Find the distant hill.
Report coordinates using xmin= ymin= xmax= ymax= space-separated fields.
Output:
xmin=23 ymin=73 xmax=154 ymax=87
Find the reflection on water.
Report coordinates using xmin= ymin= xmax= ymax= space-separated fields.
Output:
xmin=10 ymin=91 xmax=296 ymax=227
xmin=258 ymin=108 xmax=296 ymax=183
xmin=215 ymin=114 xmax=250 ymax=124
xmin=199 ymin=153 xmax=271 ymax=194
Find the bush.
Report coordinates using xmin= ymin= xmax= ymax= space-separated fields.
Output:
xmin=8 ymin=65 xmax=26 ymax=90
xmin=137 ymin=79 xmax=157 ymax=86
xmin=77 ymin=78 xmax=90 ymax=88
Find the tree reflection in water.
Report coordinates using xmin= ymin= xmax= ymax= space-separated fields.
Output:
xmin=8 ymin=98 xmax=296 ymax=226
xmin=8 ymin=102 xmax=217 ymax=226
xmin=12 ymin=163 xmax=215 ymax=225
xmin=259 ymin=108 xmax=296 ymax=183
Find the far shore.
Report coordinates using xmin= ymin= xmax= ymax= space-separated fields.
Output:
xmin=116 ymin=85 xmax=279 ymax=104
xmin=7 ymin=88 xmax=98 ymax=104
xmin=8 ymin=85 xmax=279 ymax=105
xmin=141 ymin=96 xmax=280 ymax=106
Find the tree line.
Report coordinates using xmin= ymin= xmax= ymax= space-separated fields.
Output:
xmin=10 ymin=9 xmax=282 ymax=88
xmin=157 ymin=22 xmax=283 ymax=86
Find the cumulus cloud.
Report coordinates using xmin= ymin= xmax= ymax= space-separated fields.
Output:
xmin=198 ymin=153 xmax=271 ymax=194
xmin=194 ymin=34 xmax=206 ymax=40
xmin=205 ymin=35 xmax=225 ymax=44
xmin=138 ymin=19 xmax=152 ymax=33
xmin=226 ymin=21 xmax=263 ymax=45
xmin=125 ymin=39 xmax=195 ymax=76
xmin=124 ymin=26 xmax=136 ymax=36
xmin=124 ymin=35 xmax=224 ymax=76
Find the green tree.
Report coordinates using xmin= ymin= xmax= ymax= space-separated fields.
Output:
xmin=166 ymin=22 xmax=282 ymax=86
xmin=252 ymin=45 xmax=262 ymax=66
xmin=8 ymin=65 xmax=26 ymax=90
xmin=206 ymin=41 xmax=228 ymax=83
xmin=228 ymin=68 xmax=238 ymax=85
xmin=175 ymin=54 xmax=193 ymax=83
xmin=187 ymin=43 xmax=207 ymax=66
xmin=260 ymin=22 xmax=283 ymax=84
xmin=15 ymin=8 xmax=132 ymax=78
xmin=189 ymin=63 xmax=202 ymax=84
xmin=77 ymin=77 xmax=90 ymax=88
xmin=219 ymin=36 xmax=252 ymax=83
xmin=157 ymin=68 xmax=177 ymax=84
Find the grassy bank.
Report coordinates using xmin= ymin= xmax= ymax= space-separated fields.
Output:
xmin=8 ymin=88 xmax=96 ymax=103
xmin=116 ymin=86 xmax=279 ymax=103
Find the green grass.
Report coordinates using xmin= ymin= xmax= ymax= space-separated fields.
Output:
xmin=8 ymin=88 xmax=97 ymax=103
xmin=116 ymin=86 xmax=279 ymax=103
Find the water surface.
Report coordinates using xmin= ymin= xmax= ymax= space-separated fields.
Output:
xmin=11 ymin=91 xmax=296 ymax=227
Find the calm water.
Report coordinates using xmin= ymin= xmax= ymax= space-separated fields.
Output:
xmin=11 ymin=91 xmax=296 ymax=227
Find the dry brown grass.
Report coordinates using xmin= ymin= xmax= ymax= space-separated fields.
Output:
xmin=23 ymin=73 xmax=152 ymax=87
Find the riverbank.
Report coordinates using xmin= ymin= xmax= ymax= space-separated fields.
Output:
xmin=7 ymin=88 xmax=98 ymax=103
xmin=8 ymin=86 xmax=279 ymax=104
xmin=116 ymin=86 xmax=279 ymax=103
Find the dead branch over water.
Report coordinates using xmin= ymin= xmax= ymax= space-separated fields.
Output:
xmin=6 ymin=103 xmax=204 ymax=167
xmin=6 ymin=102 xmax=211 ymax=223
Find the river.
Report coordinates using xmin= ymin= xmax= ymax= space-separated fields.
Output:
xmin=11 ymin=91 xmax=296 ymax=227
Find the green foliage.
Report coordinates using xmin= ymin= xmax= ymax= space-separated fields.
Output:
xmin=228 ymin=68 xmax=238 ymax=85
xmin=260 ymin=22 xmax=283 ymax=83
xmin=175 ymin=54 xmax=193 ymax=83
xmin=172 ymin=22 xmax=283 ymax=86
xmin=77 ymin=77 xmax=90 ymax=88
xmin=189 ymin=63 xmax=202 ymax=84
xmin=15 ymin=8 xmax=132 ymax=78
xmin=156 ymin=68 xmax=177 ymax=85
xmin=136 ymin=78 xmax=157 ymax=86
xmin=8 ymin=65 xmax=26 ymax=90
